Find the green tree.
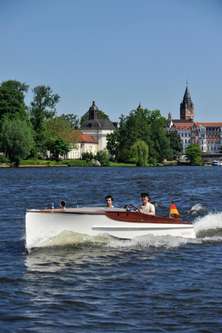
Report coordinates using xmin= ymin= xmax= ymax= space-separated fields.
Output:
xmin=95 ymin=150 xmax=110 ymax=166
xmin=31 ymin=86 xmax=60 ymax=127
xmin=48 ymin=138 xmax=70 ymax=161
xmin=46 ymin=116 xmax=75 ymax=143
xmin=0 ymin=80 xmax=29 ymax=120
xmin=46 ymin=116 xmax=79 ymax=159
xmin=168 ymin=130 xmax=183 ymax=160
xmin=107 ymin=107 xmax=171 ymax=163
xmin=106 ymin=131 xmax=120 ymax=160
xmin=30 ymin=85 xmax=60 ymax=154
xmin=149 ymin=112 xmax=171 ymax=162
xmin=107 ymin=114 xmax=131 ymax=162
xmin=82 ymin=152 xmax=94 ymax=161
xmin=131 ymin=140 xmax=149 ymax=166
xmin=60 ymin=114 xmax=79 ymax=129
xmin=185 ymin=144 xmax=203 ymax=165
xmin=0 ymin=116 xmax=34 ymax=166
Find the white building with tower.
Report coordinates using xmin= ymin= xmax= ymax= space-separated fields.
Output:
xmin=81 ymin=101 xmax=116 ymax=151
xmin=67 ymin=101 xmax=115 ymax=159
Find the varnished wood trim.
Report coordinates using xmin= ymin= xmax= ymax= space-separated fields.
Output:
xmin=105 ymin=211 xmax=191 ymax=225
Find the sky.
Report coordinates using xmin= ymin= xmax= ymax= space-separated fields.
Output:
xmin=0 ymin=0 xmax=222 ymax=121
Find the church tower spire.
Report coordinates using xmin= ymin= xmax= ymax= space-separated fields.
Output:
xmin=88 ymin=101 xmax=98 ymax=120
xmin=180 ymin=84 xmax=194 ymax=121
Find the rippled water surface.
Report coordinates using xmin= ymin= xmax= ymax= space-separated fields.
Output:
xmin=0 ymin=166 xmax=222 ymax=332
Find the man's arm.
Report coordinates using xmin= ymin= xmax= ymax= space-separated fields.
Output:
xmin=149 ymin=203 xmax=155 ymax=215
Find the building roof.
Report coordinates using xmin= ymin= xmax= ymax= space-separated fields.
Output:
xmin=71 ymin=130 xmax=98 ymax=144
xmin=172 ymin=120 xmax=222 ymax=130
xmin=196 ymin=122 xmax=222 ymax=127
xmin=172 ymin=119 xmax=193 ymax=129
xmin=173 ymin=123 xmax=193 ymax=130
xmin=82 ymin=118 xmax=115 ymax=130
xmin=81 ymin=101 xmax=115 ymax=131
xmin=182 ymin=86 xmax=193 ymax=106
xmin=179 ymin=85 xmax=194 ymax=121
xmin=79 ymin=133 xmax=97 ymax=144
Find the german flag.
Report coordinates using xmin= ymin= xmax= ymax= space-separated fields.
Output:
xmin=169 ymin=202 xmax=180 ymax=218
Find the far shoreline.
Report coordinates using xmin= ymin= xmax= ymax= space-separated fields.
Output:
xmin=0 ymin=159 xmax=204 ymax=168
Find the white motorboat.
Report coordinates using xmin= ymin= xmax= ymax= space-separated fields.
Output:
xmin=25 ymin=207 xmax=195 ymax=252
xmin=212 ymin=160 xmax=222 ymax=166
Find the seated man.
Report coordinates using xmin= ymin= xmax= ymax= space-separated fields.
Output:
xmin=105 ymin=195 xmax=114 ymax=208
xmin=139 ymin=192 xmax=155 ymax=215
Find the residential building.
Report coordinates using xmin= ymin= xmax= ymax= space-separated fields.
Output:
xmin=67 ymin=133 xmax=98 ymax=159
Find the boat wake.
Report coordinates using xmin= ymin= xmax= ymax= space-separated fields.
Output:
xmin=39 ymin=230 xmax=113 ymax=248
xmin=188 ymin=203 xmax=208 ymax=215
xmin=106 ymin=234 xmax=200 ymax=249
xmin=33 ymin=232 xmax=200 ymax=252
xmin=194 ymin=212 xmax=222 ymax=238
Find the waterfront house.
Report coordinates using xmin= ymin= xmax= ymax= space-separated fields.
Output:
xmin=67 ymin=132 xmax=98 ymax=159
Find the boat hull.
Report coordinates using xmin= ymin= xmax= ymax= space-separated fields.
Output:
xmin=25 ymin=208 xmax=195 ymax=251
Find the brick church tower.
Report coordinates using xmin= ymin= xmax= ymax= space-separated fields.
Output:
xmin=180 ymin=85 xmax=194 ymax=121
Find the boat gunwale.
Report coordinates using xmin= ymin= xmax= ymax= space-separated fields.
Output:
xmin=26 ymin=209 xmax=192 ymax=225
xmin=26 ymin=208 xmax=106 ymax=215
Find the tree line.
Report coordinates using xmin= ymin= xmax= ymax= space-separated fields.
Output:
xmin=0 ymin=79 xmax=202 ymax=167
xmin=106 ymin=106 xmax=183 ymax=166
xmin=0 ymin=80 xmax=80 ymax=166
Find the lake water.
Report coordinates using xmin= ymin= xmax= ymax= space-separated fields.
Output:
xmin=0 ymin=166 xmax=222 ymax=332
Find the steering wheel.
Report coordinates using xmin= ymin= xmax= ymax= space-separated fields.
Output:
xmin=124 ymin=204 xmax=138 ymax=212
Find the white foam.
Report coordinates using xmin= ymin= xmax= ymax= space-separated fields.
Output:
xmin=194 ymin=212 xmax=222 ymax=238
xmin=189 ymin=203 xmax=207 ymax=215
xmin=36 ymin=230 xmax=200 ymax=250
xmin=39 ymin=230 xmax=112 ymax=248
xmin=106 ymin=234 xmax=200 ymax=249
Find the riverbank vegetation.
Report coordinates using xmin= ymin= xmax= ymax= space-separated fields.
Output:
xmin=185 ymin=144 xmax=203 ymax=165
xmin=0 ymin=158 xmax=137 ymax=168
xmin=107 ymin=106 xmax=182 ymax=166
xmin=0 ymin=80 xmax=79 ymax=166
xmin=0 ymin=79 xmax=202 ymax=167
